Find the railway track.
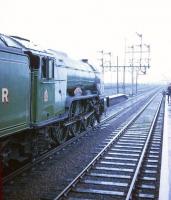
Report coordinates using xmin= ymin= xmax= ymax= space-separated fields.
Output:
xmin=3 ymin=90 xmax=158 ymax=184
xmin=48 ymin=94 xmax=164 ymax=200
xmin=3 ymin=89 xmax=164 ymax=200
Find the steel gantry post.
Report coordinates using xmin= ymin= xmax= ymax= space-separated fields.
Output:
xmin=116 ymin=56 xmax=119 ymax=94
xmin=128 ymin=45 xmax=135 ymax=96
xmin=135 ymin=32 xmax=142 ymax=94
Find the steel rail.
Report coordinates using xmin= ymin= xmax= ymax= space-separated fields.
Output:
xmin=125 ymin=96 xmax=163 ymax=200
xmin=54 ymin=92 xmax=159 ymax=200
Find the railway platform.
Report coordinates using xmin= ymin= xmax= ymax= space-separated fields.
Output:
xmin=0 ymin=161 xmax=3 ymax=200
xmin=106 ymin=93 xmax=128 ymax=107
xmin=159 ymin=100 xmax=171 ymax=200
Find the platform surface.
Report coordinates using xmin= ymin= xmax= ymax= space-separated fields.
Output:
xmin=159 ymin=101 xmax=171 ymax=200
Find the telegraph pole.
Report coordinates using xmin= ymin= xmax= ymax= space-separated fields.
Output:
xmin=98 ymin=50 xmax=113 ymax=93
xmin=123 ymin=38 xmax=126 ymax=94
xmin=116 ymin=56 xmax=119 ymax=94
xmin=128 ymin=45 xmax=134 ymax=96
xmin=109 ymin=52 xmax=112 ymax=87
xmin=105 ymin=52 xmax=112 ymax=87
xmin=131 ymin=46 xmax=134 ymax=96
xmin=97 ymin=50 xmax=105 ymax=94
xmin=136 ymin=32 xmax=142 ymax=67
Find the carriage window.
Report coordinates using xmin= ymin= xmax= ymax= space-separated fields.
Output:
xmin=41 ymin=58 xmax=54 ymax=79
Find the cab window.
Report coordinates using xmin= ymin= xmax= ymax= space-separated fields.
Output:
xmin=41 ymin=58 xmax=47 ymax=78
xmin=48 ymin=59 xmax=54 ymax=79
xmin=41 ymin=58 xmax=54 ymax=79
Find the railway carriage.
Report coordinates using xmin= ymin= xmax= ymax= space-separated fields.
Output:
xmin=0 ymin=34 xmax=104 ymax=168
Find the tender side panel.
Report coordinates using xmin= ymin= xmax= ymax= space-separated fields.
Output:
xmin=0 ymin=50 xmax=30 ymax=137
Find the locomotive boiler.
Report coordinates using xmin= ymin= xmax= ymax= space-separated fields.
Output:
xmin=0 ymin=34 xmax=104 ymax=168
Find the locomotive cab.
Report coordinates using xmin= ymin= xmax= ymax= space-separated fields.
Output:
xmin=26 ymin=52 xmax=67 ymax=127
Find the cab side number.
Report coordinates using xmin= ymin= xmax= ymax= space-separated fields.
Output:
xmin=2 ymin=88 xmax=9 ymax=103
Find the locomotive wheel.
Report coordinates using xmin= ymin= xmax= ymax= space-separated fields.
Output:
xmin=69 ymin=101 xmax=82 ymax=136
xmin=51 ymin=125 xmax=68 ymax=144
xmin=85 ymin=117 xmax=91 ymax=128
xmin=83 ymin=101 xmax=92 ymax=129
xmin=89 ymin=114 xmax=96 ymax=127
xmin=69 ymin=101 xmax=81 ymax=118
xmin=69 ymin=121 xmax=81 ymax=136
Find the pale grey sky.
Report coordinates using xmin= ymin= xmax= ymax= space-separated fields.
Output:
xmin=1 ymin=0 xmax=171 ymax=83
